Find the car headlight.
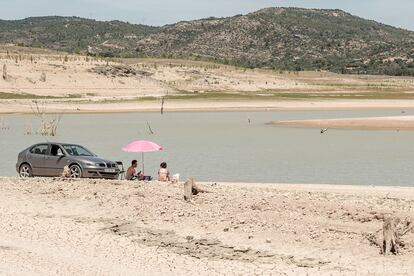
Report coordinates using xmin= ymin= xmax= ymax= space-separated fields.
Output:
xmin=84 ymin=162 xmax=96 ymax=167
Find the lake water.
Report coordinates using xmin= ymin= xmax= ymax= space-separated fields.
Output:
xmin=1 ymin=110 xmax=413 ymax=186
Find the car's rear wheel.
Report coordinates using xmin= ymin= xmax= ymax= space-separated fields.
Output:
xmin=19 ymin=164 xmax=32 ymax=178
xmin=70 ymin=164 xmax=82 ymax=178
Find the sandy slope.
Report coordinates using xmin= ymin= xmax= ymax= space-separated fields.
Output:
xmin=0 ymin=177 xmax=413 ymax=275
xmin=1 ymin=48 xmax=413 ymax=99
xmin=1 ymin=48 xmax=414 ymax=114
xmin=0 ymin=53 xmax=312 ymax=98
xmin=270 ymin=115 xmax=414 ymax=130
xmin=0 ymin=57 xmax=172 ymax=98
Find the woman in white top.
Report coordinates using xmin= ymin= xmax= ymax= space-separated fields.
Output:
xmin=158 ymin=162 xmax=170 ymax=182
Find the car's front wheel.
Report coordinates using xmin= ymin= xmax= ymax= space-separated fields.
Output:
xmin=19 ymin=164 xmax=32 ymax=178
xmin=69 ymin=164 xmax=82 ymax=178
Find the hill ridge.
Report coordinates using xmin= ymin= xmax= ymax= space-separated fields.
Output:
xmin=0 ymin=7 xmax=413 ymax=76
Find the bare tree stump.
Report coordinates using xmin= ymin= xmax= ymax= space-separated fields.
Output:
xmin=184 ymin=178 xmax=194 ymax=201
xmin=61 ymin=165 xmax=71 ymax=178
xmin=192 ymin=181 xmax=209 ymax=194
xmin=184 ymin=178 xmax=210 ymax=201
xmin=2 ymin=64 xmax=7 ymax=80
xmin=382 ymin=216 xmax=400 ymax=255
xmin=40 ymin=72 xmax=46 ymax=82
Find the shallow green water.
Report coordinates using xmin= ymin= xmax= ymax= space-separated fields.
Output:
xmin=1 ymin=110 xmax=413 ymax=186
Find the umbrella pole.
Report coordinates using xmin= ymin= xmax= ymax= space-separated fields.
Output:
xmin=142 ymin=152 xmax=144 ymax=174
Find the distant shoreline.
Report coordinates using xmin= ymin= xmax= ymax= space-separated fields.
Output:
xmin=2 ymin=99 xmax=414 ymax=115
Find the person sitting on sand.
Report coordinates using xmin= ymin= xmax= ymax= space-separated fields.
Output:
xmin=126 ymin=160 xmax=143 ymax=181
xmin=158 ymin=162 xmax=170 ymax=182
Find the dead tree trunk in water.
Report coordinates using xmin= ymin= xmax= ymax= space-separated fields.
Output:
xmin=160 ymin=97 xmax=165 ymax=115
xmin=31 ymin=100 xmax=64 ymax=136
xmin=146 ymin=121 xmax=154 ymax=135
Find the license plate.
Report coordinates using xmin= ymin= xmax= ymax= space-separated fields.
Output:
xmin=104 ymin=169 xmax=115 ymax=173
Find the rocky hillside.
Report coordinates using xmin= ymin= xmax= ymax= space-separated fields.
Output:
xmin=0 ymin=16 xmax=156 ymax=57
xmin=1 ymin=8 xmax=414 ymax=76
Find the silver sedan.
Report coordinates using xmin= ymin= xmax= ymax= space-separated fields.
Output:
xmin=16 ymin=143 xmax=120 ymax=179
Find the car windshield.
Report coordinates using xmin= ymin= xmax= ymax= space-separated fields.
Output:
xmin=63 ymin=145 xmax=94 ymax=156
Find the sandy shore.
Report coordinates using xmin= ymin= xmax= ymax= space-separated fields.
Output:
xmin=270 ymin=115 xmax=414 ymax=130
xmin=0 ymin=177 xmax=413 ymax=275
xmin=3 ymin=99 xmax=414 ymax=114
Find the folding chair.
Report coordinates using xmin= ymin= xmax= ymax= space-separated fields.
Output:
xmin=116 ymin=161 xmax=126 ymax=180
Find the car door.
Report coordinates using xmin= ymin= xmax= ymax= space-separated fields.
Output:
xmin=44 ymin=144 xmax=69 ymax=176
xmin=27 ymin=144 xmax=48 ymax=176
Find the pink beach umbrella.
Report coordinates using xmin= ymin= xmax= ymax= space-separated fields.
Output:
xmin=122 ymin=140 xmax=163 ymax=173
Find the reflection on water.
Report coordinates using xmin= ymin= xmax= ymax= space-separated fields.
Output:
xmin=1 ymin=110 xmax=413 ymax=186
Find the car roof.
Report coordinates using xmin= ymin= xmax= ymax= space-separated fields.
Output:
xmin=32 ymin=142 xmax=83 ymax=147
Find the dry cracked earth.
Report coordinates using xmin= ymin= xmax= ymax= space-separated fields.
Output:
xmin=0 ymin=177 xmax=413 ymax=275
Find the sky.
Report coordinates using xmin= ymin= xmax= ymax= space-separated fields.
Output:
xmin=0 ymin=0 xmax=413 ymax=30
